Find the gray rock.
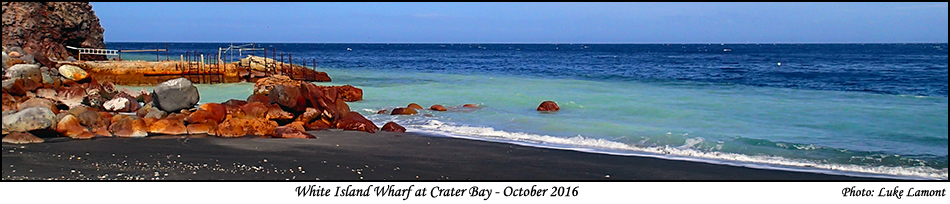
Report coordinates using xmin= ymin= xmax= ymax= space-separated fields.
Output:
xmin=5 ymin=64 xmax=42 ymax=83
xmin=2 ymin=51 xmax=8 ymax=70
xmin=152 ymin=77 xmax=199 ymax=113
xmin=144 ymin=106 xmax=166 ymax=119
xmin=2 ymin=107 xmax=57 ymax=132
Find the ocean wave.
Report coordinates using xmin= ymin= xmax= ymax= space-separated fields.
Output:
xmin=408 ymin=119 xmax=948 ymax=180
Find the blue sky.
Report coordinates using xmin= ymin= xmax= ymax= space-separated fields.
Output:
xmin=90 ymin=2 xmax=948 ymax=43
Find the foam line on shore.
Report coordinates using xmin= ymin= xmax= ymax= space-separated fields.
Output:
xmin=409 ymin=120 xmax=947 ymax=180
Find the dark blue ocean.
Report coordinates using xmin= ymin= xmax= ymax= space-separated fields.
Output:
xmin=110 ymin=42 xmax=949 ymax=179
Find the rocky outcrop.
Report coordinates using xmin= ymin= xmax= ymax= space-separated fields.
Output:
xmin=2 ymin=2 xmax=106 ymax=61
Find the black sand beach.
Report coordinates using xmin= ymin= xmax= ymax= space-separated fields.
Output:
xmin=2 ymin=130 xmax=882 ymax=180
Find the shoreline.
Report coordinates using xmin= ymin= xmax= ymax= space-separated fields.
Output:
xmin=2 ymin=130 xmax=884 ymax=180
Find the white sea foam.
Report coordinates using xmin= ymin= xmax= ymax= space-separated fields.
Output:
xmin=410 ymin=119 xmax=948 ymax=180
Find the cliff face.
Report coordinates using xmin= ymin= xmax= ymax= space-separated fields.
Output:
xmin=2 ymin=2 xmax=106 ymax=61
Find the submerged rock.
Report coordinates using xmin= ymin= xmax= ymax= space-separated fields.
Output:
xmin=537 ymin=101 xmax=560 ymax=112
xmin=429 ymin=104 xmax=447 ymax=111
xmin=407 ymin=103 xmax=423 ymax=110
xmin=152 ymin=77 xmax=199 ymax=113
xmin=381 ymin=121 xmax=406 ymax=133
xmin=391 ymin=107 xmax=417 ymax=115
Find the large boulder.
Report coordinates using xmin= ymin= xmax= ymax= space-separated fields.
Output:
xmin=335 ymin=111 xmax=378 ymax=133
xmin=57 ymin=64 xmax=88 ymax=81
xmin=537 ymin=101 xmax=560 ymax=112
xmin=2 ymin=107 xmax=56 ymax=132
xmin=269 ymin=84 xmax=307 ymax=113
xmin=151 ymin=77 xmax=199 ymax=113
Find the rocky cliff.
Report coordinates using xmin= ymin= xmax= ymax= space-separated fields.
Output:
xmin=2 ymin=2 xmax=106 ymax=61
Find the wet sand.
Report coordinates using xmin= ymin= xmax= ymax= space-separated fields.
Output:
xmin=2 ymin=130 xmax=883 ymax=180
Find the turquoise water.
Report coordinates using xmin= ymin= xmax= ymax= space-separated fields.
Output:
xmin=110 ymin=43 xmax=948 ymax=180
xmin=116 ymin=67 xmax=948 ymax=180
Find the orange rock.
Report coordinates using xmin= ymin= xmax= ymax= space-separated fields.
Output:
xmin=214 ymin=116 xmax=247 ymax=137
xmin=148 ymin=118 xmax=188 ymax=135
xmin=198 ymin=103 xmax=228 ymax=123
xmin=537 ymin=101 xmax=560 ymax=112
xmin=269 ymin=84 xmax=307 ymax=113
xmin=304 ymin=119 xmax=331 ymax=131
xmin=246 ymin=93 xmax=271 ymax=104
xmin=1 ymin=92 xmax=17 ymax=111
xmin=186 ymin=123 xmax=216 ymax=135
xmin=253 ymin=75 xmax=301 ymax=95
xmin=463 ymin=104 xmax=479 ymax=108
xmin=336 ymin=111 xmax=378 ymax=133
xmin=381 ymin=121 xmax=406 ymax=133
xmin=337 ymin=85 xmax=363 ymax=102
xmin=92 ymin=126 xmax=113 ymax=137
xmin=56 ymin=114 xmax=94 ymax=139
xmin=274 ymin=122 xmax=314 ymax=139
xmin=239 ymin=102 xmax=270 ymax=119
xmin=2 ymin=132 xmax=44 ymax=144
xmin=184 ymin=109 xmax=215 ymax=124
xmin=429 ymin=104 xmax=447 ymax=111
xmin=295 ymin=107 xmax=321 ymax=123
xmin=391 ymin=107 xmax=417 ymax=115
xmin=407 ymin=103 xmax=423 ymax=110
xmin=215 ymin=116 xmax=278 ymax=137
xmin=266 ymin=103 xmax=295 ymax=121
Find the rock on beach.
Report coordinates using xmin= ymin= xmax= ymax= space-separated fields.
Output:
xmin=151 ymin=77 xmax=199 ymax=113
